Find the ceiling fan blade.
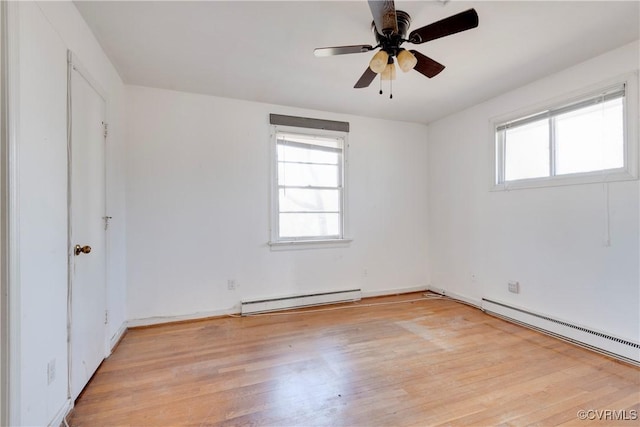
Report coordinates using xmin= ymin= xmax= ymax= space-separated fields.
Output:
xmin=410 ymin=50 xmax=445 ymax=78
xmin=368 ymin=0 xmax=398 ymax=35
xmin=354 ymin=67 xmax=377 ymax=88
xmin=314 ymin=45 xmax=374 ymax=57
xmin=409 ymin=9 xmax=478 ymax=44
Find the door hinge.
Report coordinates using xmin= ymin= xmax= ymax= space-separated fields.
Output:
xmin=103 ymin=216 xmax=112 ymax=231
xmin=103 ymin=122 xmax=108 ymax=138
xmin=104 ymin=310 xmax=109 ymax=325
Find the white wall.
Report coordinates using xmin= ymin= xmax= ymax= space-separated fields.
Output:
xmin=125 ymin=85 xmax=429 ymax=322
xmin=427 ymin=41 xmax=640 ymax=343
xmin=13 ymin=1 xmax=126 ymax=425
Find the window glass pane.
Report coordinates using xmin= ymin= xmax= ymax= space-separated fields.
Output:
xmin=273 ymin=129 xmax=346 ymax=241
xmin=504 ymin=119 xmax=550 ymax=181
xmin=277 ymin=144 xmax=339 ymax=165
xmin=555 ymin=98 xmax=624 ymax=175
xmin=278 ymin=162 xmax=340 ymax=187
xmin=279 ymin=188 xmax=340 ymax=212
xmin=279 ymin=213 xmax=340 ymax=238
xmin=277 ymin=133 xmax=342 ymax=150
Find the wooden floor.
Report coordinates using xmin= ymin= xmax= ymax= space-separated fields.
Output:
xmin=69 ymin=293 xmax=640 ymax=426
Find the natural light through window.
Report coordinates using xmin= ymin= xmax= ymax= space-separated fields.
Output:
xmin=555 ymin=98 xmax=624 ymax=175
xmin=274 ymin=131 xmax=345 ymax=241
xmin=495 ymin=82 xmax=634 ymax=189
xmin=504 ymin=118 xmax=550 ymax=181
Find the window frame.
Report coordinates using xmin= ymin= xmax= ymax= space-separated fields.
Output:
xmin=491 ymin=72 xmax=639 ymax=191
xmin=269 ymin=124 xmax=351 ymax=247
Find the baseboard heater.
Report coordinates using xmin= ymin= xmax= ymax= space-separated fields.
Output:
xmin=241 ymin=289 xmax=361 ymax=315
xmin=482 ymin=298 xmax=640 ymax=365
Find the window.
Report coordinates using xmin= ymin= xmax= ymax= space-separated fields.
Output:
xmin=494 ymin=77 xmax=638 ymax=189
xmin=269 ymin=114 xmax=349 ymax=245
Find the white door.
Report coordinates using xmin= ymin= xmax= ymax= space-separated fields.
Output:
xmin=69 ymin=60 xmax=107 ymax=401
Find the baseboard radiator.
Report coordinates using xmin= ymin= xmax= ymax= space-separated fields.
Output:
xmin=482 ymin=298 xmax=640 ymax=365
xmin=241 ymin=289 xmax=361 ymax=315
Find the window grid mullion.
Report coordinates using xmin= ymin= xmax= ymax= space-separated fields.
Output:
xmin=497 ymin=130 xmax=506 ymax=184
xmin=278 ymin=160 xmax=338 ymax=166
xmin=280 ymin=211 xmax=341 ymax=214
xmin=338 ymin=152 xmax=344 ymax=237
xmin=278 ymin=185 xmax=341 ymax=191
xmin=549 ymin=116 xmax=557 ymax=177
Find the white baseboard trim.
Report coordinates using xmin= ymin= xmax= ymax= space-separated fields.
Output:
xmin=109 ymin=322 xmax=127 ymax=351
xmin=241 ymin=289 xmax=361 ymax=315
xmin=482 ymin=298 xmax=640 ymax=365
xmin=48 ymin=398 xmax=72 ymax=427
xmin=126 ymin=286 xmax=431 ymax=327
xmin=426 ymin=286 xmax=482 ymax=308
xmin=425 ymin=288 xmax=639 ymax=365
xmin=361 ymin=284 xmax=428 ymax=298
xmin=127 ymin=306 xmax=240 ymax=328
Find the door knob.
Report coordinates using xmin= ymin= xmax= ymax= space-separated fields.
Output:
xmin=74 ymin=244 xmax=92 ymax=256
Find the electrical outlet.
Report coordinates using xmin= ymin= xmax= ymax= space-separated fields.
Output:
xmin=47 ymin=359 xmax=56 ymax=385
xmin=508 ymin=281 xmax=520 ymax=294
xmin=227 ymin=279 xmax=236 ymax=290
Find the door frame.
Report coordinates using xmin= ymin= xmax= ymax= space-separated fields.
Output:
xmin=66 ymin=50 xmax=109 ymax=401
xmin=1 ymin=1 xmax=19 ymax=425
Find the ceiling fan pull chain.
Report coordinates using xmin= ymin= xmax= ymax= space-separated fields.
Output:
xmin=379 ymin=76 xmax=383 ymax=95
xmin=390 ymin=79 xmax=393 ymax=99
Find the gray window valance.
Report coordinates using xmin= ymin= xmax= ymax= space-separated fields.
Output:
xmin=270 ymin=114 xmax=349 ymax=133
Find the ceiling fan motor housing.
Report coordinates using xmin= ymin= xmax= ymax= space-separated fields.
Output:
xmin=372 ymin=10 xmax=411 ymax=56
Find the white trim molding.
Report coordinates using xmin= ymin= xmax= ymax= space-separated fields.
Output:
xmin=241 ymin=289 xmax=361 ymax=315
xmin=47 ymin=399 xmax=72 ymax=427
xmin=126 ymin=306 xmax=240 ymax=328
xmin=109 ymin=322 xmax=127 ymax=351
xmin=482 ymin=298 xmax=640 ymax=365
xmin=426 ymin=285 xmax=482 ymax=308
xmin=269 ymin=123 xmax=350 ymax=248
xmin=363 ymin=285 xmax=429 ymax=299
xmin=2 ymin=1 xmax=20 ymax=425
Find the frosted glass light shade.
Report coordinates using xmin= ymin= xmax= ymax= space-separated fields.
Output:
xmin=369 ymin=50 xmax=389 ymax=74
xmin=397 ymin=49 xmax=417 ymax=72
xmin=381 ymin=62 xmax=396 ymax=80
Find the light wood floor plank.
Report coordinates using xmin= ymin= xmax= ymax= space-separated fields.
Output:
xmin=69 ymin=293 xmax=640 ymax=426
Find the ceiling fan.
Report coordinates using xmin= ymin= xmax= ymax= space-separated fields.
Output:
xmin=314 ymin=0 xmax=479 ymax=96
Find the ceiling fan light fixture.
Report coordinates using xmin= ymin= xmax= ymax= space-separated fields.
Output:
xmin=314 ymin=1 xmax=480 ymax=93
xmin=381 ymin=62 xmax=396 ymax=81
xmin=369 ymin=50 xmax=389 ymax=73
xmin=397 ymin=49 xmax=417 ymax=72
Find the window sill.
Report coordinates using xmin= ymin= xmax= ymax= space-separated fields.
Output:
xmin=491 ymin=168 xmax=637 ymax=191
xmin=268 ymin=238 xmax=353 ymax=251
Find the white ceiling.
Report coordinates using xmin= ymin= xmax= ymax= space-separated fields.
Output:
xmin=75 ymin=1 xmax=639 ymax=124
